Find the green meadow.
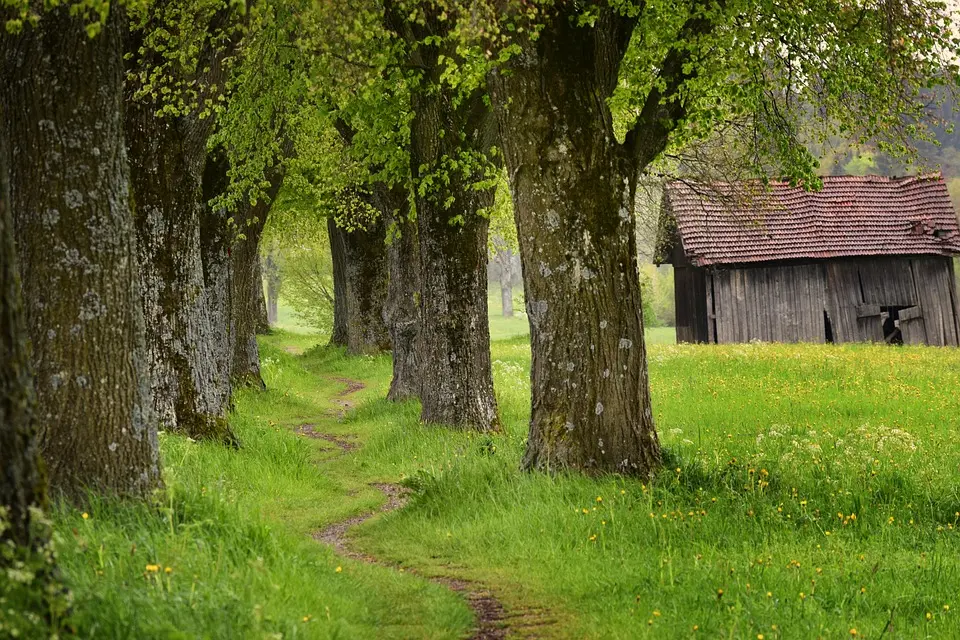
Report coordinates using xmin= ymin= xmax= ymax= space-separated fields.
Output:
xmin=53 ymin=320 xmax=960 ymax=638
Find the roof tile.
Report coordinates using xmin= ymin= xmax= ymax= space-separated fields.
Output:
xmin=665 ymin=174 xmax=960 ymax=266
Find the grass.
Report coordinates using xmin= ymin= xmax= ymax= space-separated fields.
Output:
xmin=51 ymin=334 xmax=471 ymax=639
xmin=47 ymin=328 xmax=960 ymax=638
xmin=272 ymin=297 xmax=322 ymax=335
xmin=485 ymin=285 xmax=676 ymax=344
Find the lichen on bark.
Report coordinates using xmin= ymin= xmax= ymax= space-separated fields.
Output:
xmin=490 ymin=7 xmax=661 ymax=475
xmin=1 ymin=5 xmax=162 ymax=497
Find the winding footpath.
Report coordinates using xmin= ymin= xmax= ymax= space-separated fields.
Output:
xmin=299 ymin=377 xmax=513 ymax=640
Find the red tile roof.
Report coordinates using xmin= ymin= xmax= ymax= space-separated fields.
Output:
xmin=664 ymin=174 xmax=960 ymax=266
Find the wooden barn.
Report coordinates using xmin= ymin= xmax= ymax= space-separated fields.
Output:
xmin=657 ymin=174 xmax=960 ymax=346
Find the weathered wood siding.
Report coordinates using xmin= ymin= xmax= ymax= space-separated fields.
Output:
xmin=912 ymin=257 xmax=960 ymax=346
xmin=685 ymin=256 xmax=960 ymax=346
xmin=711 ymin=264 xmax=826 ymax=344
xmin=674 ymin=266 xmax=709 ymax=343
xmin=824 ymin=256 xmax=959 ymax=346
xmin=823 ymin=262 xmax=884 ymax=343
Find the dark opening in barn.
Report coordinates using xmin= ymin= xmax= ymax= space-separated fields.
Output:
xmin=656 ymin=174 xmax=960 ymax=346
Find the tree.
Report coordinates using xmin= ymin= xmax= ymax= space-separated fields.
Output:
xmin=199 ymin=151 xmax=235 ymax=402
xmin=229 ymin=158 xmax=288 ymax=387
xmin=327 ymin=196 xmax=392 ymax=355
xmin=384 ymin=2 xmax=500 ymax=430
xmin=480 ymin=0 xmax=960 ymax=475
xmin=262 ymin=252 xmax=279 ymax=328
xmin=124 ymin=0 xmax=243 ymax=443
xmin=126 ymin=107 xmax=235 ymax=443
xmin=1 ymin=4 xmax=162 ymax=496
xmin=0 ymin=121 xmax=65 ymax=640
xmin=260 ymin=183 xmax=335 ymax=334
xmin=488 ymin=7 xmax=661 ymax=474
xmin=275 ymin=244 xmax=334 ymax=332
xmin=0 ymin=116 xmax=43 ymax=571
xmin=378 ymin=183 xmax=422 ymax=401
xmin=488 ymin=172 xmax=519 ymax=318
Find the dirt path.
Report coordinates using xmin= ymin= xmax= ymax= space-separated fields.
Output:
xmin=304 ymin=376 xmax=512 ymax=640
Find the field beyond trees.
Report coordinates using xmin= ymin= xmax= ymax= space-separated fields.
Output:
xmin=50 ymin=326 xmax=960 ymax=638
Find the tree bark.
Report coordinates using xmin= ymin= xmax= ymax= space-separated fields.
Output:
xmin=497 ymin=250 xmax=515 ymax=318
xmin=0 ymin=120 xmax=45 ymax=551
xmin=327 ymin=213 xmax=391 ymax=355
xmin=328 ymin=216 xmax=349 ymax=347
xmin=384 ymin=5 xmax=500 ymax=431
xmin=230 ymin=199 xmax=271 ymax=388
xmin=124 ymin=2 xmax=239 ymax=445
xmin=199 ymin=151 xmax=234 ymax=408
xmin=1 ymin=6 xmax=162 ymax=497
xmin=376 ymin=184 xmax=422 ymax=402
xmin=125 ymin=100 xmax=234 ymax=444
xmin=264 ymin=252 xmax=279 ymax=328
xmin=410 ymin=104 xmax=499 ymax=429
xmin=489 ymin=9 xmax=661 ymax=475
xmin=253 ymin=255 xmax=270 ymax=336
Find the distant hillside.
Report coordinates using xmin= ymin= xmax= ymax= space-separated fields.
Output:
xmin=818 ymin=92 xmax=960 ymax=209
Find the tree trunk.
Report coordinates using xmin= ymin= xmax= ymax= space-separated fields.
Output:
xmin=253 ymin=255 xmax=277 ymax=336
xmin=497 ymin=250 xmax=515 ymax=318
xmin=327 ymin=214 xmax=391 ymax=355
xmin=199 ymin=152 xmax=234 ymax=408
xmin=0 ymin=122 xmax=45 ymax=551
xmin=1 ymin=6 xmax=162 ymax=496
xmin=125 ymin=101 xmax=234 ymax=444
xmin=230 ymin=200 xmax=270 ymax=388
xmin=410 ymin=92 xmax=499 ymax=431
xmin=376 ymin=184 xmax=422 ymax=402
xmin=489 ymin=10 xmax=661 ymax=475
xmin=328 ymin=216 xmax=350 ymax=347
xmin=384 ymin=5 xmax=500 ymax=431
xmin=264 ymin=253 xmax=279 ymax=328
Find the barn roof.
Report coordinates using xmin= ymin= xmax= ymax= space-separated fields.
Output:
xmin=661 ymin=174 xmax=960 ymax=267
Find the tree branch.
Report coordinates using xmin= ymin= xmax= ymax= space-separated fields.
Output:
xmin=623 ymin=1 xmax=722 ymax=170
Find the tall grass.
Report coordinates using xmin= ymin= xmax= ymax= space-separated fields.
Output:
xmin=50 ymin=334 xmax=471 ymax=639
xmin=45 ymin=331 xmax=960 ymax=638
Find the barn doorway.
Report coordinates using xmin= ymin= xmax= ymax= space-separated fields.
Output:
xmin=881 ymin=305 xmax=924 ymax=345
xmin=881 ymin=308 xmax=903 ymax=345
xmin=823 ymin=311 xmax=834 ymax=343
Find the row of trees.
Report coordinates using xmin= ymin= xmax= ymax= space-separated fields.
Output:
xmin=2 ymin=0 xmax=957 ymax=624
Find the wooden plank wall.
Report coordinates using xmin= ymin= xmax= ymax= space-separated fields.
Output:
xmin=712 ymin=264 xmax=826 ymax=343
xmin=858 ymin=258 xmax=916 ymax=306
xmin=706 ymin=256 xmax=960 ymax=346
xmin=825 ymin=256 xmax=959 ymax=346
xmin=912 ymin=256 xmax=960 ymax=346
xmin=674 ymin=266 xmax=709 ymax=343
xmin=823 ymin=262 xmax=884 ymax=343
